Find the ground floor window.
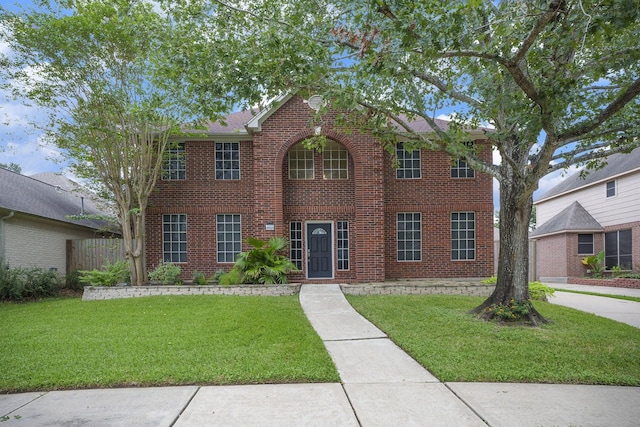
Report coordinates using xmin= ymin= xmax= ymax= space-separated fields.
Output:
xmin=216 ymin=214 xmax=241 ymax=263
xmin=290 ymin=221 xmax=303 ymax=270
xmin=605 ymin=229 xmax=632 ymax=269
xmin=451 ymin=212 xmax=475 ymax=260
xmin=337 ymin=221 xmax=349 ymax=270
xmin=163 ymin=214 xmax=187 ymax=263
xmin=397 ymin=213 xmax=422 ymax=261
xmin=578 ymin=234 xmax=594 ymax=255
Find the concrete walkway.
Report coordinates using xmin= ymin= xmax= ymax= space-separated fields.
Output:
xmin=2 ymin=284 xmax=640 ymax=426
xmin=546 ymin=282 xmax=640 ymax=328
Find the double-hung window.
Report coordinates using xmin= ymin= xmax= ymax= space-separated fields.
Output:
xmin=162 ymin=214 xmax=187 ymax=262
xmin=217 ymin=214 xmax=241 ymax=263
xmin=397 ymin=213 xmax=422 ymax=261
xmin=396 ymin=143 xmax=421 ymax=179
xmin=323 ymin=141 xmax=348 ymax=179
xmin=451 ymin=212 xmax=476 ymax=260
xmin=606 ymin=180 xmax=616 ymax=197
xmin=451 ymin=142 xmax=475 ymax=178
xmin=162 ymin=142 xmax=186 ymax=180
xmin=215 ymin=142 xmax=240 ymax=180
xmin=578 ymin=234 xmax=594 ymax=255
xmin=288 ymin=144 xmax=314 ymax=179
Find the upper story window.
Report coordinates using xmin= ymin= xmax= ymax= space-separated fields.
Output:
xmin=396 ymin=143 xmax=421 ymax=179
xmin=577 ymin=234 xmax=594 ymax=255
xmin=162 ymin=142 xmax=186 ymax=180
xmin=451 ymin=142 xmax=475 ymax=178
xmin=606 ymin=180 xmax=616 ymax=197
xmin=451 ymin=158 xmax=475 ymax=178
xmin=323 ymin=141 xmax=348 ymax=179
xmin=215 ymin=142 xmax=240 ymax=180
xmin=288 ymin=143 xmax=314 ymax=179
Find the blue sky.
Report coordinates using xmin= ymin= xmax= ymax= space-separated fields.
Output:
xmin=0 ymin=0 xmax=572 ymax=211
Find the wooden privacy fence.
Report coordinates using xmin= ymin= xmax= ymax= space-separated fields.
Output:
xmin=493 ymin=238 xmax=537 ymax=282
xmin=66 ymin=238 xmax=125 ymax=273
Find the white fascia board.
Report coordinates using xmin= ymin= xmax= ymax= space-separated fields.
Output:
xmin=245 ymin=93 xmax=294 ymax=133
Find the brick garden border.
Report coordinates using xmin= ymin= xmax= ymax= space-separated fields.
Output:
xmin=567 ymin=277 xmax=640 ymax=289
xmin=82 ymin=279 xmax=495 ymax=301
xmin=82 ymin=284 xmax=302 ymax=300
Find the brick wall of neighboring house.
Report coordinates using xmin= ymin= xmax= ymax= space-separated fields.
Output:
xmin=147 ymin=95 xmax=494 ymax=282
xmin=534 ymin=233 xmax=568 ymax=279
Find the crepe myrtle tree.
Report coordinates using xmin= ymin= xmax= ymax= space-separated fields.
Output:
xmin=172 ymin=0 xmax=640 ymax=323
xmin=0 ymin=0 xmax=235 ymax=285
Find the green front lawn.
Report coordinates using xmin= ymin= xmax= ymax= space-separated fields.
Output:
xmin=0 ymin=295 xmax=339 ymax=393
xmin=347 ymin=295 xmax=640 ymax=385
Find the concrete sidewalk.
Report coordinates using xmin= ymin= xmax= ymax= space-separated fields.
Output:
xmin=2 ymin=284 xmax=639 ymax=426
xmin=545 ymin=282 xmax=640 ymax=328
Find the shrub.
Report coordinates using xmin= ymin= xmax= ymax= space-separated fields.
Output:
xmin=0 ymin=265 xmax=61 ymax=301
xmin=218 ymin=267 xmax=243 ymax=286
xmin=582 ymin=250 xmax=605 ymax=277
xmin=528 ymin=281 xmax=555 ymax=301
xmin=192 ymin=270 xmax=208 ymax=285
xmin=480 ymin=277 xmax=555 ymax=301
xmin=234 ymin=237 xmax=299 ymax=284
xmin=79 ymin=259 xmax=130 ymax=287
xmin=65 ymin=270 xmax=84 ymax=291
xmin=148 ymin=261 xmax=181 ymax=285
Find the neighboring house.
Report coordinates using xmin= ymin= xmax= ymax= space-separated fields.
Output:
xmin=531 ymin=147 xmax=640 ymax=282
xmin=0 ymin=168 xmax=117 ymax=274
xmin=147 ymin=94 xmax=494 ymax=282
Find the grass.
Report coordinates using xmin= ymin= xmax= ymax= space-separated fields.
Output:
xmin=555 ymin=288 xmax=640 ymax=303
xmin=0 ymin=295 xmax=339 ymax=393
xmin=346 ymin=294 xmax=640 ymax=386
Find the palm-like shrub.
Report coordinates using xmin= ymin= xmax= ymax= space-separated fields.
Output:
xmin=234 ymin=237 xmax=299 ymax=284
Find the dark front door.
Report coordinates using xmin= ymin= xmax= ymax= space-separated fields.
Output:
xmin=307 ymin=223 xmax=332 ymax=278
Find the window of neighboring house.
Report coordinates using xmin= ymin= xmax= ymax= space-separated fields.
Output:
xmin=289 ymin=221 xmax=303 ymax=270
xmin=397 ymin=213 xmax=422 ymax=261
xmin=162 ymin=142 xmax=186 ymax=180
xmin=451 ymin=212 xmax=476 ymax=260
xmin=162 ymin=214 xmax=187 ymax=263
xmin=337 ymin=220 xmax=349 ymax=270
xmin=605 ymin=229 xmax=632 ymax=269
xmin=215 ymin=142 xmax=240 ymax=180
xmin=216 ymin=214 xmax=241 ymax=263
xmin=577 ymin=234 xmax=594 ymax=255
xmin=396 ymin=143 xmax=421 ymax=179
xmin=323 ymin=141 xmax=349 ymax=179
xmin=288 ymin=143 xmax=314 ymax=179
xmin=606 ymin=180 xmax=616 ymax=197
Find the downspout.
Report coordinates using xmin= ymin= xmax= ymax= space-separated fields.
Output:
xmin=0 ymin=211 xmax=15 ymax=268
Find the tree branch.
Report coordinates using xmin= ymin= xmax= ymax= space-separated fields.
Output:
xmin=511 ymin=0 xmax=564 ymax=64
xmin=559 ymin=77 xmax=640 ymax=142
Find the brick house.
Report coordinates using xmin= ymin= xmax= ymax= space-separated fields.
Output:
xmin=146 ymin=94 xmax=494 ymax=282
xmin=531 ymin=147 xmax=640 ymax=282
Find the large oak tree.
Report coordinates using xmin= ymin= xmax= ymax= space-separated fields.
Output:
xmin=173 ymin=0 xmax=640 ymax=323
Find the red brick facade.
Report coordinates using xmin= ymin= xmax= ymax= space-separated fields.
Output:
xmin=147 ymin=96 xmax=494 ymax=282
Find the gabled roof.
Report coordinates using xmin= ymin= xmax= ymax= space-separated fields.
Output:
xmin=530 ymin=201 xmax=603 ymax=238
xmin=0 ymin=168 xmax=113 ymax=231
xmin=536 ymin=147 xmax=640 ymax=203
xmin=202 ymin=95 xmax=491 ymax=136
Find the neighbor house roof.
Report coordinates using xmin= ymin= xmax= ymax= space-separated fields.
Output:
xmin=0 ymin=168 xmax=114 ymax=231
xmin=530 ymin=201 xmax=603 ymax=238
xmin=536 ymin=147 xmax=640 ymax=203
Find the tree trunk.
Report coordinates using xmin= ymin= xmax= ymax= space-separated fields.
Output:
xmin=471 ymin=175 xmax=549 ymax=325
